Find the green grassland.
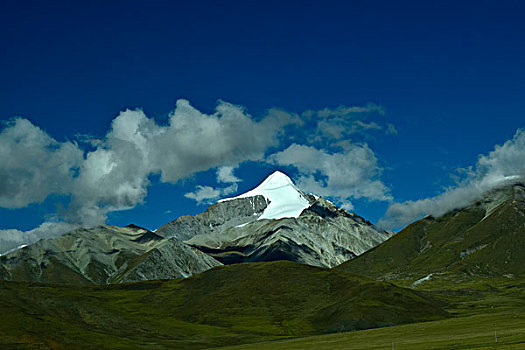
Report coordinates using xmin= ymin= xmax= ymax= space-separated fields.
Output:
xmin=220 ymin=277 xmax=525 ymax=350
xmin=0 ymin=261 xmax=524 ymax=349
xmin=0 ymin=261 xmax=448 ymax=349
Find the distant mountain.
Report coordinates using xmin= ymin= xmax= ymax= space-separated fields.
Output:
xmin=157 ymin=171 xmax=391 ymax=268
xmin=0 ymin=224 xmax=221 ymax=284
xmin=338 ymin=183 xmax=525 ymax=282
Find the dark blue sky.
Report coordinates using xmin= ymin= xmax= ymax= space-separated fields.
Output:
xmin=1 ymin=0 xmax=524 ymax=233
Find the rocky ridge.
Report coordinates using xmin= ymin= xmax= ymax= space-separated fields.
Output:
xmin=0 ymin=171 xmax=392 ymax=283
xmin=0 ymin=224 xmax=221 ymax=284
xmin=160 ymin=171 xmax=391 ymax=268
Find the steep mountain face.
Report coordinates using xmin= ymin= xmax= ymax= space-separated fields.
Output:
xmin=159 ymin=171 xmax=391 ymax=268
xmin=155 ymin=195 xmax=269 ymax=241
xmin=338 ymin=183 xmax=525 ymax=282
xmin=0 ymin=171 xmax=389 ymax=283
xmin=0 ymin=224 xmax=222 ymax=284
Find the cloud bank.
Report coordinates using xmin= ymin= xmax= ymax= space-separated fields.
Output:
xmin=379 ymin=129 xmax=525 ymax=229
xmin=0 ymin=99 xmax=399 ymax=252
xmin=266 ymin=103 xmax=392 ymax=210
xmin=0 ymin=118 xmax=83 ymax=208
xmin=0 ymin=222 xmax=79 ymax=256
xmin=183 ymin=102 xmax=394 ymax=209
xmin=1 ymin=100 xmax=297 ymax=224
xmin=0 ymin=100 xmax=299 ymax=252
xmin=270 ymin=142 xmax=391 ymax=210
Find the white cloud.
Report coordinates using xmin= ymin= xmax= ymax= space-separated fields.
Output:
xmin=0 ymin=118 xmax=83 ymax=208
xmin=269 ymin=142 xmax=391 ymax=209
xmin=298 ymin=103 xmax=395 ymax=149
xmin=0 ymin=99 xmax=301 ymax=250
xmin=217 ymin=166 xmax=241 ymax=183
xmin=185 ymin=166 xmax=242 ymax=205
xmin=65 ymin=109 xmax=159 ymax=226
xmin=0 ymin=221 xmax=79 ymax=254
xmin=184 ymin=183 xmax=239 ymax=204
xmin=184 ymin=186 xmax=222 ymax=204
xmin=355 ymin=120 xmax=382 ymax=130
xmin=379 ymin=129 xmax=525 ymax=230
xmin=153 ymin=100 xmax=300 ymax=183
xmin=306 ymin=103 xmax=386 ymax=118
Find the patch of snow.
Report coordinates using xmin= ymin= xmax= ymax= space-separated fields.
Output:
xmin=411 ymin=273 xmax=434 ymax=288
xmin=220 ymin=171 xmax=310 ymax=220
xmin=324 ymin=198 xmax=336 ymax=206
xmin=0 ymin=244 xmax=28 ymax=257
xmin=497 ymin=175 xmax=522 ymax=184
xmin=460 ymin=244 xmax=487 ymax=259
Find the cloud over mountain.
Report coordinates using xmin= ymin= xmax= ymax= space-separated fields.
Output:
xmin=184 ymin=166 xmax=242 ymax=204
xmin=379 ymin=128 xmax=525 ymax=229
xmin=269 ymin=142 xmax=391 ymax=210
xmin=1 ymin=100 xmax=299 ymax=225
xmin=265 ymin=103 xmax=393 ymax=210
xmin=0 ymin=100 xmax=302 ymax=251
xmin=0 ymin=99 xmax=395 ymax=252
xmin=0 ymin=118 xmax=83 ymax=209
xmin=0 ymin=222 xmax=79 ymax=255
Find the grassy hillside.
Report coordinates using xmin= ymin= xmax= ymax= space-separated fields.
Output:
xmin=221 ymin=277 xmax=525 ymax=349
xmin=0 ymin=261 xmax=448 ymax=349
xmin=338 ymin=194 xmax=525 ymax=283
xmin=315 ymin=186 xmax=525 ymax=349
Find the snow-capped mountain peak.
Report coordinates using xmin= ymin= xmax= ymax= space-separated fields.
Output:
xmin=220 ymin=171 xmax=311 ymax=220
xmin=239 ymin=171 xmax=296 ymax=194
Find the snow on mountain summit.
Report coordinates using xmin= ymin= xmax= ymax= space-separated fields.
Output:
xmin=220 ymin=171 xmax=311 ymax=220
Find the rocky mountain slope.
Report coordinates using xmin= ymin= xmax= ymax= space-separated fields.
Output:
xmin=0 ymin=171 xmax=390 ymax=283
xmin=0 ymin=224 xmax=221 ymax=284
xmin=155 ymin=195 xmax=269 ymax=241
xmin=338 ymin=182 xmax=525 ymax=282
xmin=158 ymin=171 xmax=391 ymax=268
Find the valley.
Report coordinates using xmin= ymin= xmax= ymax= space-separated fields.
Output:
xmin=222 ymin=277 xmax=525 ymax=349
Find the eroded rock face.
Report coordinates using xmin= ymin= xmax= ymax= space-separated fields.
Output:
xmin=0 ymin=225 xmax=222 ymax=284
xmin=185 ymin=197 xmax=390 ymax=268
xmin=155 ymin=195 xmax=269 ymax=241
xmin=157 ymin=172 xmax=391 ymax=269
xmin=0 ymin=171 xmax=391 ymax=284
xmin=116 ymin=237 xmax=222 ymax=283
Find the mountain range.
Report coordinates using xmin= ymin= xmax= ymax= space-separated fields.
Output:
xmin=1 ymin=171 xmax=524 ymax=349
xmin=0 ymin=171 xmax=390 ymax=284
xmin=0 ymin=224 xmax=221 ymax=284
